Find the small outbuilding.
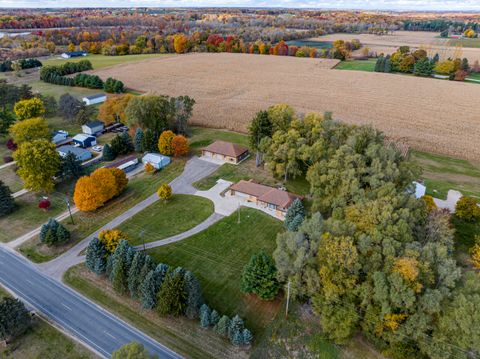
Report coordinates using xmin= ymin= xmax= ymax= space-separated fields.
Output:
xmin=105 ymin=155 xmax=139 ymax=173
xmin=82 ymin=94 xmax=107 ymax=106
xmin=61 ymin=51 xmax=87 ymax=59
xmin=72 ymin=134 xmax=97 ymax=148
xmin=201 ymin=140 xmax=249 ymax=164
xmin=81 ymin=120 xmax=105 ymax=135
xmin=413 ymin=181 xmax=426 ymax=199
xmin=52 ymin=130 xmax=69 ymax=144
xmin=142 ymin=153 xmax=171 ymax=170
xmin=57 ymin=145 xmax=92 ymax=162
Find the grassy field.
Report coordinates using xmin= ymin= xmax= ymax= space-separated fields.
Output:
xmin=0 ymin=164 xmax=23 ymax=193
xmin=117 ymin=194 xmax=214 ymax=246
xmin=65 ymin=265 xmax=248 ymax=359
xmin=335 ymin=59 xmax=377 ymax=72
xmin=42 ymin=54 xmax=172 ymax=70
xmin=447 ymin=37 xmax=480 ymax=49
xmin=189 ymin=126 xmax=250 ymax=154
xmin=19 ymin=160 xmax=185 ymax=263
xmin=412 ymin=150 xmax=480 ymax=200
xmin=286 ymin=39 xmax=333 ymax=49
xmin=0 ymin=285 xmax=96 ymax=359
xmin=147 ymin=208 xmax=284 ymax=336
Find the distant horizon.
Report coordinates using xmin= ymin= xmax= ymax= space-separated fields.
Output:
xmin=2 ymin=1 xmax=480 ymax=12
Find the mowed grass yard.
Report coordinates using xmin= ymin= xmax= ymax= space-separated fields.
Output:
xmin=0 ymin=164 xmax=23 ymax=193
xmin=148 ymin=208 xmax=285 ymax=336
xmin=19 ymin=160 xmax=185 ymax=263
xmin=0 ymin=285 xmax=96 ymax=359
xmin=335 ymin=59 xmax=377 ymax=72
xmin=117 ymin=194 xmax=214 ymax=245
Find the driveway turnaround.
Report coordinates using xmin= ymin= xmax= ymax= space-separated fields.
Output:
xmin=0 ymin=247 xmax=181 ymax=359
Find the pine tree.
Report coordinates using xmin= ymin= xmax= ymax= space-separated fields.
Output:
xmin=128 ymin=251 xmax=146 ymax=298
xmin=140 ymin=270 xmax=159 ymax=309
xmin=134 ymin=128 xmax=144 ymax=152
xmin=156 ymin=271 xmax=187 ymax=316
xmin=112 ymin=255 xmax=128 ymax=295
xmin=102 ymin=143 xmax=116 ymax=161
xmin=284 ymin=198 xmax=305 ymax=231
xmin=214 ymin=315 xmax=230 ymax=337
xmin=85 ymin=238 xmax=107 ymax=275
xmin=199 ymin=304 xmax=211 ymax=328
xmin=184 ymin=271 xmax=203 ymax=319
xmin=228 ymin=315 xmax=244 ymax=341
xmin=242 ymin=328 xmax=253 ymax=346
xmin=39 ymin=219 xmax=69 ymax=246
xmin=241 ymin=251 xmax=280 ymax=300
xmin=56 ymin=223 xmax=70 ymax=243
xmin=384 ymin=57 xmax=393 ymax=73
xmin=0 ymin=180 xmax=14 ymax=217
xmin=109 ymin=240 xmax=132 ymax=282
xmin=155 ymin=263 xmax=169 ymax=287
xmin=375 ymin=56 xmax=385 ymax=72
xmin=232 ymin=330 xmax=244 ymax=346
xmin=137 ymin=255 xmax=156 ymax=298
xmin=0 ymin=298 xmax=31 ymax=341
xmin=59 ymin=152 xmax=84 ymax=180
xmin=106 ymin=255 xmax=114 ymax=278
xmin=119 ymin=132 xmax=134 ymax=154
xmin=142 ymin=129 xmax=157 ymax=153
xmin=413 ymin=57 xmax=434 ymax=77
xmin=210 ymin=310 xmax=220 ymax=327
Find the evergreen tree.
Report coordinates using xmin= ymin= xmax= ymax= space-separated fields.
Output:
xmin=0 ymin=298 xmax=31 ymax=341
xmin=140 ymin=270 xmax=160 ymax=309
xmin=141 ymin=129 xmax=157 ymax=153
xmin=432 ymin=53 xmax=440 ymax=64
xmin=413 ymin=57 xmax=434 ymax=77
xmin=284 ymin=198 xmax=305 ymax=231
xmin=375 ymin=56 xmax=385 ymax=72
xmin=56 ymin=223 xmax=70 ymax=242
xmin=384 ymin=56 xmax=393 ymax=73
xmin=58 ymin=152 xmax=84 ymax=180
xmin=102 ymin=143 xmax=116 ymax=161
xmin=137 ymin=255 xmax=156 ymax=297
xmin=241 ymin=251 xmax=280 ymax=300
xmin=156 ymin=271 xmax=187 ymax=316
xmin=214 ymin=315 xmax=230 ymax=337
xmin=134 ymin=128 xmax=144 ymax=152
xmin=155 ymin=263 xmax=169 ymax=286
xmin=210 ymin=310 xmax=220 ymax=327
xmin=85 ymin=237 xmax=107 ymax=275
xmin=242 ymin=328 xmax=253 ymax=346
xmin=199 ymin=304 xmax=211 ymax=328
xmin=228 ymin=315 xmax=244 ymax=341
xmin=106 ymin=255 xmax=114 ymax=278
xmin=184 ymin=270 xmax=203 ymax=319
xmin=248 ymin=110 xmax=273 ymax=166
xmin=461 ymin=57 xmax=470 ymax=71
xmin=109 ymin=240 xmax=132 ymax=282
xmin=112 ymin=255 xmax=128 ymax=295
xmin=128 ymin=251 xmax=146 ymax=298
xmin=39 ymin=218 xmax=69 ymax=246
xmin=232 ymin=330 xmax=244 ymax=346
xmin=0 ymin=180 xmax=14 ymax=216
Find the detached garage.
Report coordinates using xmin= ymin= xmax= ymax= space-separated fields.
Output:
xmin=142 ymin=153 xmax=171 ymax=170
xmin=82 ymin=121 xmax=105 ymax=135
xmin=72 ymin=134 xmax=97 ymax=148
xmin=57 ymin=145 xmax=92 ymax=162
xmin=82 ymin=94 xmax=107 ymax=106
xmin=201 ymin=140 xmax=249 ymax=164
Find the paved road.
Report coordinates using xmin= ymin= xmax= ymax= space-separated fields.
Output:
xmin=0 ymin=247 xmax=181 ymax=359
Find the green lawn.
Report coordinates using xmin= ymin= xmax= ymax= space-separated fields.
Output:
xmin=189 ymin=127 xmax=250 ymax=155
xmin=19 ymin=160 xmax=185 ymax=263
xmin=286 ymin=40 xmax=333 ymax=49
xmin=447 ymin=37 xmax=480 ymax=49
xmin=42 ymin=54 xmax=172 ymax=70
xmin=0 ymin=136 xmax=13 ymax=164
xmin=412 ymin=150 xmax=480 ymax=200
xmin=148 ymin=208 xmax=284 ymax=337
xmin=0 ymin=164 xmax=23 ymax=193
xmin=117 ymin=194 xmax=214 ymax=246
xmin=0 ymin=285 xmax=96 ymax=359
xmin=335 ymin=59 xmax=377 ymax=72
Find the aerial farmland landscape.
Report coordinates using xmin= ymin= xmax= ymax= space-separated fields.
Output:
xmin=0 ymin=3 xmax=479 ymax=359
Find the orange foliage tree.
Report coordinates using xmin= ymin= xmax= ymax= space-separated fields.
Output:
xmin=172 ymin=135 xmax=189 ymax=157
xmin=98 ymin=94 xmax=133 ymax=125
xmin=74 ymin=168 xmax=128 ymax=211
xmin=173 ymin=34 xmax=188 ymax=54
xmin=158 ymin=130 xmax=175 ymax=156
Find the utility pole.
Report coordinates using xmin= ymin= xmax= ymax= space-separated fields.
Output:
xmin=285 ymin=280 xmax=291 ymax=318
xmin=65 ymin=196 xmax=74 ymax=225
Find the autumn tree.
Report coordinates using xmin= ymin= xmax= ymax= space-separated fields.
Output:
xmin=125 ymin=95 xmax=174 ymax=135
xmin=98 ymin=94 xmax=133 ymax=125
xmin=157 ymin=183 xmax=172 ymax=201
xmin=9 ymin=117 xmax=50 ymax=144
xmin=158 ymin=130 xmax=175 ymax=155
xmin=172 ymin=135 xmax=188 ymax=157
xmin=98 ymin=229 xmax=127 ymax=254
xmin=173 ymin=33 xmax=188 ymax=54
xmin=13 ymin=97 xmax=45 ymax=120
xmin=14 ymin=140 xmax=60 ymax=192
xmin=455 ymin=196 xmax=480 ymax=221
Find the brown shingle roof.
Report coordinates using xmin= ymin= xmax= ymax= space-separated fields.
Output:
xmin=230 ymin=180 xmax=302 ymax=210
xmin=203 ymin=140 xmax=248 ymax=158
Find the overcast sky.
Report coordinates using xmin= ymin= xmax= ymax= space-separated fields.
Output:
xmin=2 ymin=0 xmax=480 ymax=11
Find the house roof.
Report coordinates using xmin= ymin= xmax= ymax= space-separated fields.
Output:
xmin=83 ymin=120 xmax=104 ymax=128
xmin=83 ymin=94 xmax=106 ymax=101
xmin=105 ymin=155 xmax=138 ymax=169
xmin=230 ymin=180 xmax=302 ymax=210
xmin=203 ymin=140 xmax=248 ymax=158
xmin=142 ymin=153 xmax=169 ymax=163
xmin=73 ymin=134 xmax=96 ymax=142
xmin=57 ymin=145 xmax=91 ymax=158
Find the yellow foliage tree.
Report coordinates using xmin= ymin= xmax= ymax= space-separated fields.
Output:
xmin=464 ymin=29 xmax=476 ymax=38
xmin=470 ymin=235 xmax=480 ymax=269
xmin=158 ymin=130 xmax=175 ymax=156
xmin=68 ymin=43 xmax=76 ymax=52
xmin=173 ymin=34 xmax=188 ymax=54
xmin=108 ymin=167 xmax=129 ymax=196
xmin=13 ymin=98 xmax=45 ymax=120
xmin=172 ymin=135 xmax=189 ymax=157
xmin=98 ymin=94 xmax=134 ymax=125
xmin=434 ymin=60 xmax=456 ymax=75
xmin=144 ymin=162 xmax=155 ymax=173
xmin=9 ymin=117 xmax=50 ymax=144
xmin=98 ymin=229 xmax=127 ymax=254
xmin=157 ymin=183 xmax=172 ymax=201
xmin=384 ymin=313 xmax=408 ymax=332
xmin=393 ymin=257 xmax=423 ymax=293
xmin=421 ymin=195 xmax=437 ymax=213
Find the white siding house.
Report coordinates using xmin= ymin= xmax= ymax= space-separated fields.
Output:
xmin=61 ymin=51 xmax=87 ymax=59
xmin=142 ymin=153 xmax=171 ymax=170
xmin=81 ymin=121 xmax=104 ymax=135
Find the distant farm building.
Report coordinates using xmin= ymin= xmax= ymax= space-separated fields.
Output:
xmin=52 ymin=130 xmax=69 ymax=144
xmin=228 ymin=180 xmax=302 ymax=219
xmin=104 ymin=155 xmax=139 ymax=173
xmin=82 ymin=94 xmax=107 ymax=106
xmin=201 ymin=140 xmax=249 ymax=164
xmin=61 ymin=51 xmax=87 ymax=59
xmin=72 ymin=134 xmax=97 ymax=148
xmin=82 ymin=120 xmax=104 ymax=135
xmin=57 ymin=145 xmax=92 ymax=162
xmin=142 ymin=153 xmax=171 ymax=170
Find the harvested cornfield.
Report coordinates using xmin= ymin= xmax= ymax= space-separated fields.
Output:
xmin=315 ymin=31 xmax=480 ymax=63
xmin=93 ymin=52 xmax=480 ymax=161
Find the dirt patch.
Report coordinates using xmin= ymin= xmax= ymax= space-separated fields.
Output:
xmin=92 ymin=52 xmax=480 ymax=161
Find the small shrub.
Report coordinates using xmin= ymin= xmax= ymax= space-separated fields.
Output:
xmin=157 ymin=183 xmax=172 ymax=201
xmin=3 ymin=156 xmax=13 ymax=163
xmin=38 ymin=198 xmax=51 ymax=211
xmin=144 ymin=162 xmax=155 ymax=174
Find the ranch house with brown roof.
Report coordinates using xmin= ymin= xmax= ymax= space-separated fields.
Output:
xmin=228 ymin=180 xmax=302 ymax=219
xmin=201 ymin=140 xmax=249 ymax=164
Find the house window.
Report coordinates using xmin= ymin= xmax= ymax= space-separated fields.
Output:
xmin=267 ymin=203 xmax=276 ymax=210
